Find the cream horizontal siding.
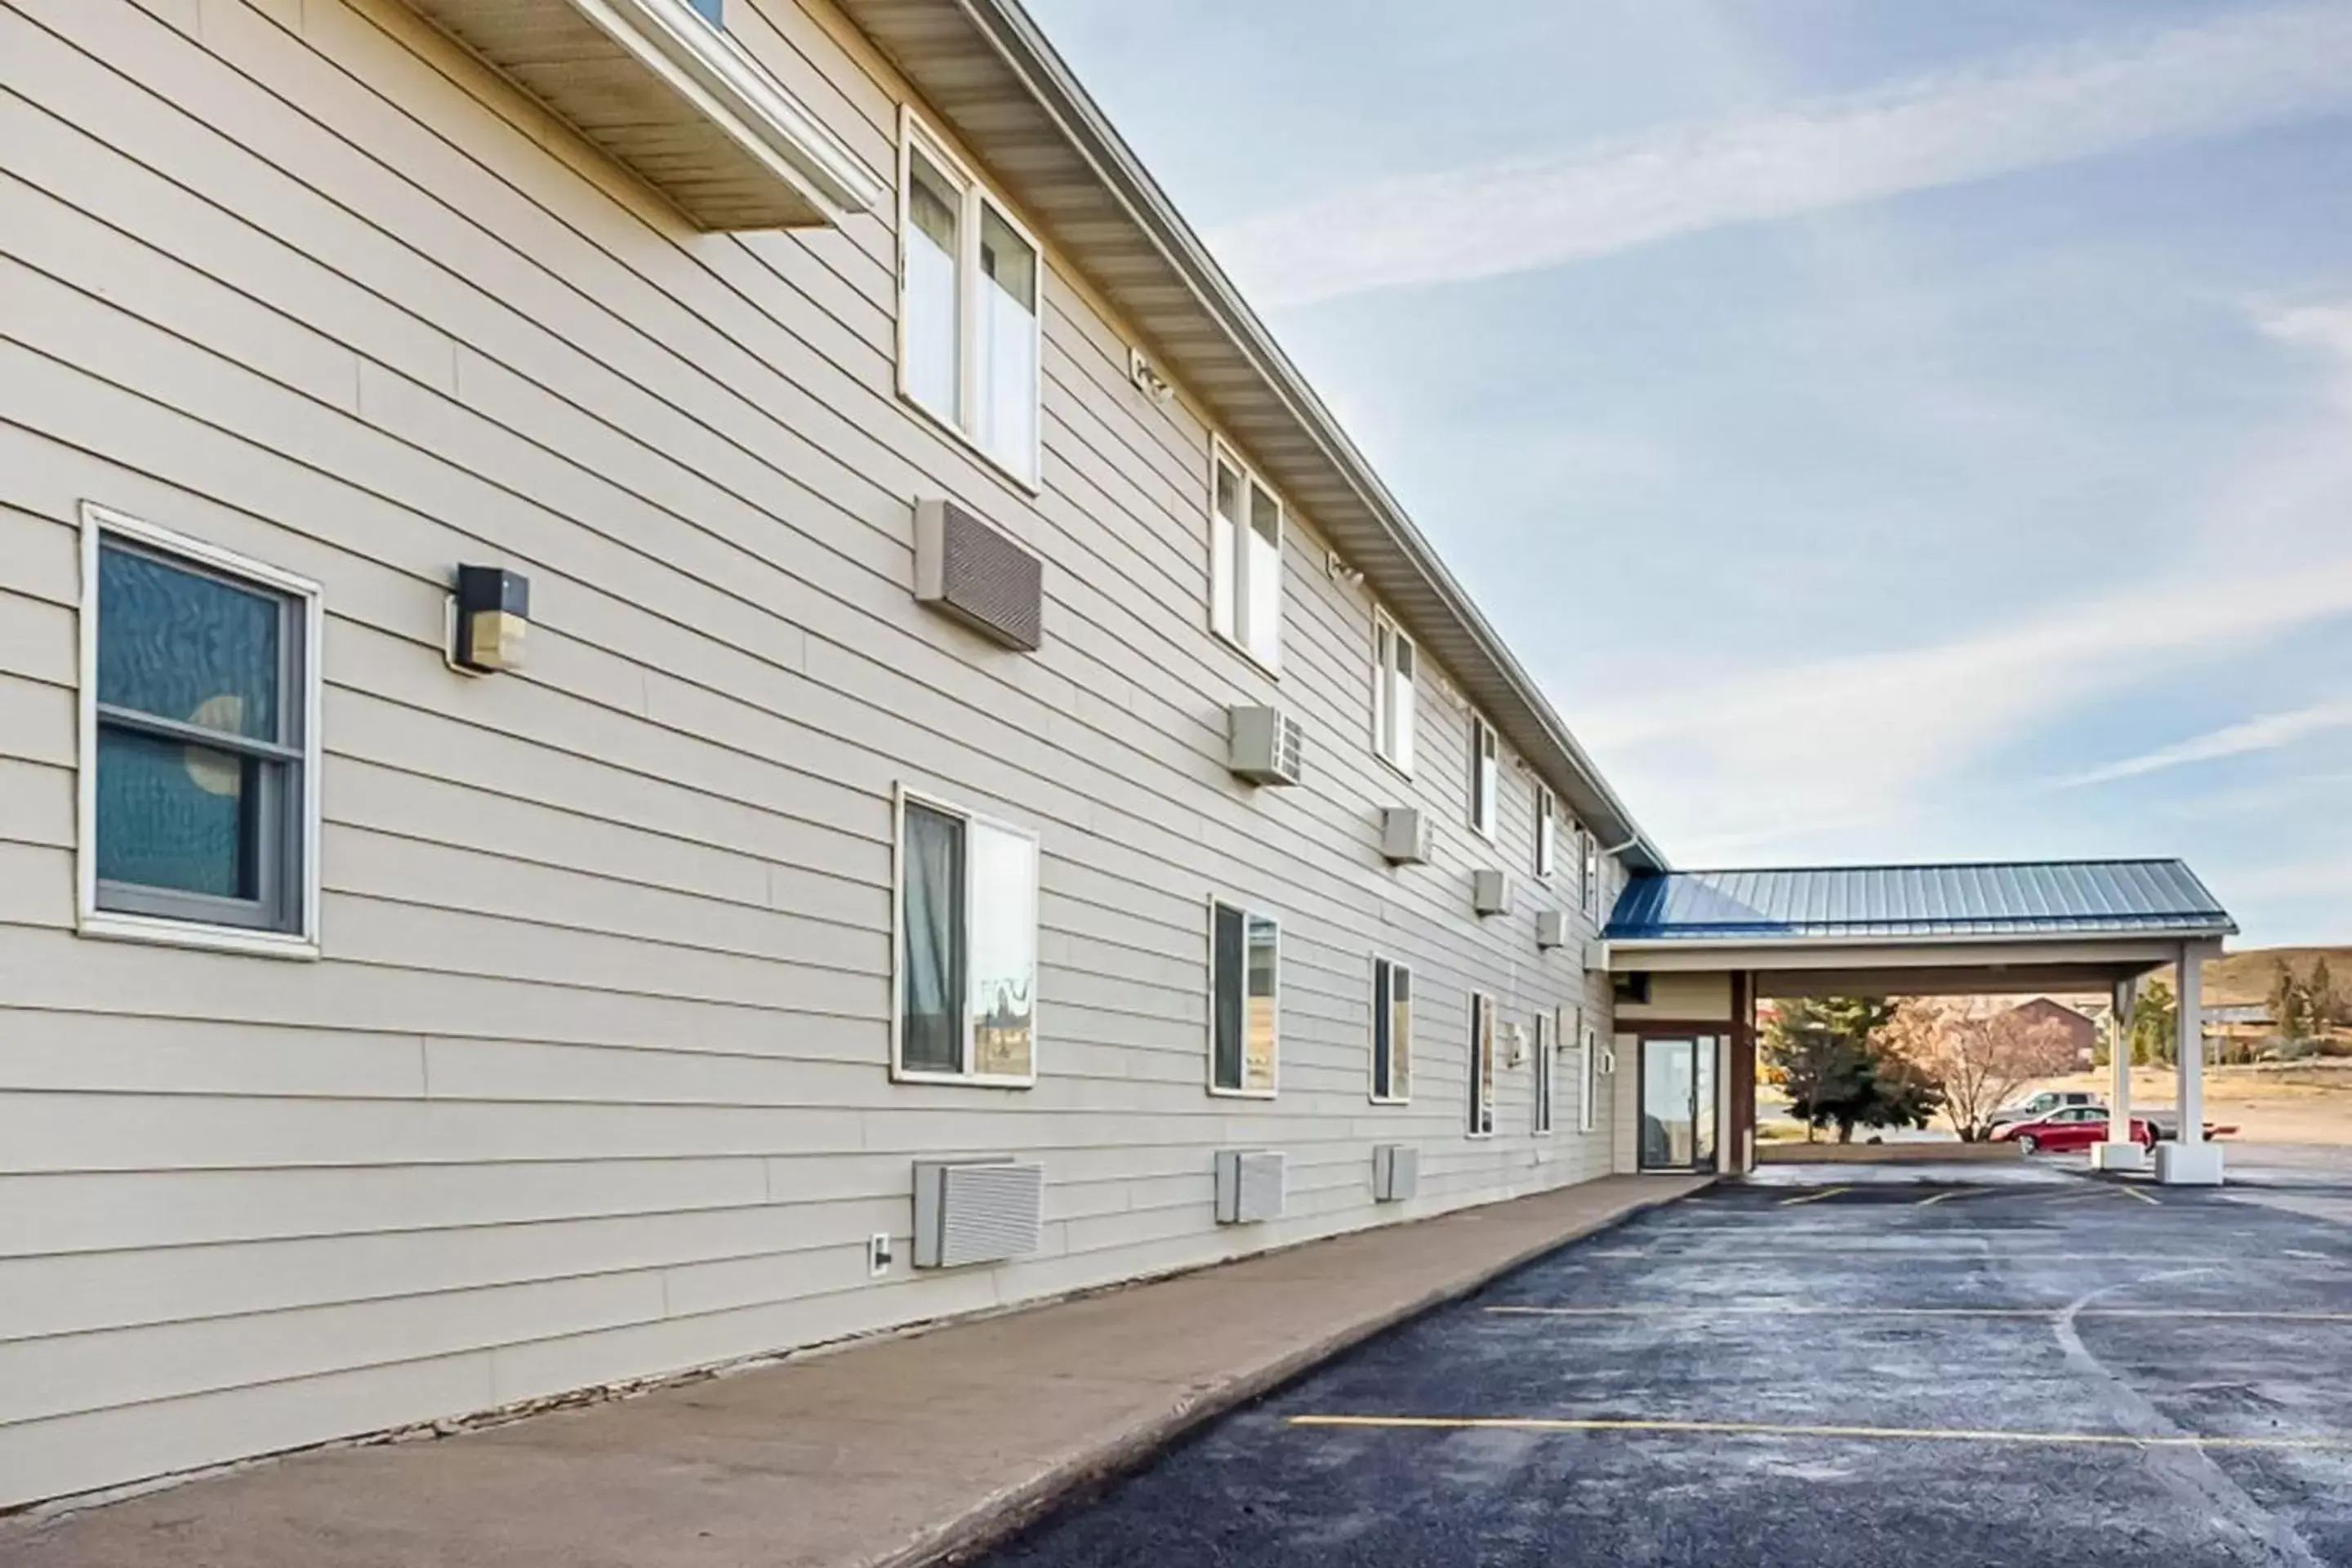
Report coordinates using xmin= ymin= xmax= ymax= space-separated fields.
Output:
xmin=0 ymin=0 xmax=1622 ymax=1506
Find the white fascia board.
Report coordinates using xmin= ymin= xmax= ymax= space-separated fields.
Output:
xmin=1604 ymin=929 xmax=2233 ymax=973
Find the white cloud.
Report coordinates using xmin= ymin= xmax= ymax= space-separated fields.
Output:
xmin=1578 ymin=558 xmax=2352 ymax=862
xmin=2260 ymin=302 xmax=2352 ymax=414
xmin=2061 ymin=699 xmax=2352 ymax=787
xmin=1211 ymin=3 xmax=2352 ymax=306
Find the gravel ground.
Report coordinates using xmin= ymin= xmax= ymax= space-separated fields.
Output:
xmin=981 ymin=1167 xmax=2352 ymax=1568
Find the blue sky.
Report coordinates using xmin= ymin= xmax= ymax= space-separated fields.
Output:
xmin=1026 ymin=0 xmax=2352 ymax=947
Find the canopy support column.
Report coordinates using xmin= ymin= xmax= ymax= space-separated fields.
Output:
xmin=2091 ymin=975 xmax=2145 ymax=1173
xmin=2158 ymin=942 xmax=2224 ymax=1185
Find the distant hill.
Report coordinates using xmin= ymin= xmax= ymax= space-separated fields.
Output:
xmin=2202 ymin=947 xmax=2352 ymax=1008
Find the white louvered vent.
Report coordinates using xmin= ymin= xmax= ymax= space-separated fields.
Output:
xmin=1535 ymin=910 xmax=1570 ymax=950
xmin=1227 ymin=706 xmax=1304 ymax=786
xmin=1215 ymin=1149 xmax=1287 ymax=1224
xmin=915 ymin=498 xmax=1045 ymax=652
xmin=913 ymin=1158 xmax=1044 ymax=1268
xmin=1372 ymin=1143 xmax=1419 ymax=1203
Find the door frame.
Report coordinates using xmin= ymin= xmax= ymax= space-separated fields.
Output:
xmin=1636 ymin=1032 xmax=1723 ymax=1173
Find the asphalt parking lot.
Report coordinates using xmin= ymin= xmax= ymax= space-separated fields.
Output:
xmin=982 ymin=1169 xmax=2352 ymax=1568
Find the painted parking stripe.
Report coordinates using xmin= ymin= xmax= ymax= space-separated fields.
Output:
xmin=1481 ymin=1306 xmax=2352 ymax=1322
xmin=1285 ymin=1414 xmax=2352 ymax=1450
xmin=2116 ymin=1185 xmax=2163 ymax=1205
xmin=1776 ymin=1187 xmax=1850 ymax=1207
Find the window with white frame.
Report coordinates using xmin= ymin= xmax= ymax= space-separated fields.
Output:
xmin=1583 ymin=829 xmax=1602 ymax=917
xmin=1209 ymin=443 xmax=1283 ymax=671
xmin=896 ymin=790 xmax=1040 ymax=1085
xmin=1468 ymin=715 xmax=1499 ymax=840
xmin=1467 ymin=991 xmax=1496 ymax=1137
xmin=78 ymin=505 xmax=321 ymax=952
xmin=898 ymin=114 xmax=1040 ymax=486
xmin=1579 ymin=1013 xmax=1599 ymax=1134
xmin=1210 ymin=899 xmax=1279 ymax=1095
xmin=1372 ymin=611 xmax=1416 ymax=773
xmin=1535 ymin=785 xmax=1557 ymax=880
xmin=1371 ymin=956 xmax=1412 ymax=1103
xmin=1533 ymin=1008 xmax=1556 ymax=1135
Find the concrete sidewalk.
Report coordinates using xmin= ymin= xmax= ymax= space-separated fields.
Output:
xmin=0 ymin=1175 xmax=1702 ymax=1568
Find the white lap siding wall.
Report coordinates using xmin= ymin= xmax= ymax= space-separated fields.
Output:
xmin=0 ymin=0 xmax=1620 ymax=1505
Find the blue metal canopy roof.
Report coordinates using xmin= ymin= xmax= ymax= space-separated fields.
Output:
xmin=1605 ymin=860 xmax=2234 ymax=943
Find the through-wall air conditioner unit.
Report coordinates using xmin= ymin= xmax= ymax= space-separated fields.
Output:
xmin=1372 ymin=1143 xmax=1419 ymax=1203
xmin=1227 ymin=706 xmax=1304 ymax=787
xmin=1215 ymin=1149 xmax=1288 ymax=1224
xmin=1380 ymin=807 xmax=1434 ymax=866
xmin=1535 ymin=910 xmax=1570 ymax=950
xmin=1472 ymin=868 xmax=1512 ymax=918
xmin=914 ymin=497 xmax=1045 ymax=652
xmin=912 ymin=1157 xmax=1045 ymax=1268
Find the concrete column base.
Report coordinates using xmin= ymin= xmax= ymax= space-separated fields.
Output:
xmin=2155 ymin=1142 xmax=2225 ymax=1186
xmin=2090 ymin=1141 xmax=2148 ymax=1173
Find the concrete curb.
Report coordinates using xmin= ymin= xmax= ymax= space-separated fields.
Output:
xmin=886 ymin=1180 xmax=1710 ymax=1568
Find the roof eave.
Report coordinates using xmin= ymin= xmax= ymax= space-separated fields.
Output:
xmin=835 ymin=0 xmax=1663 ymax=871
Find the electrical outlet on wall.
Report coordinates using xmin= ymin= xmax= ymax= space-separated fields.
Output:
xmin=868 ymin=1232 xmax=893 ymax=1278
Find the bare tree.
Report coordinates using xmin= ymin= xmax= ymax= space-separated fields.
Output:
xmin=1891 ymin=999 xmax=2082 ymax=1142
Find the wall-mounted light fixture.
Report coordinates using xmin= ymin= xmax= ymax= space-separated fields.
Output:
xmin=448 ymin=565 xmax=531 ymax=675
xmin=1324 ymin=550 xmax=1365 ymax=587
xmin=1127 ymin=346 xmax=1174 ymax=406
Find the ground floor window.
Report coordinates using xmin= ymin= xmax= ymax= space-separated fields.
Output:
xmin=1533 ymin=1009 xmax=1555 ymax=1134
xmin=896 ymin=789 xmax=1039 ymax=1085
xmin=1468 ymin=992 xmax=1496 ymax=1136
xmin=1210 ymin=899 xmax=1279 ymax=1096
xmin=78 ymin=505 xmax=322 ymax=952
xmin=1371 ymin=956 xmax=1411 ymax=1102
xmin=1579 ymin=1015 xmax=1599 ymax=1134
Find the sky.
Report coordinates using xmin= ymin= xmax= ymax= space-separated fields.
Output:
xmin=1023 ymin=0 xmax=2352 ymax=947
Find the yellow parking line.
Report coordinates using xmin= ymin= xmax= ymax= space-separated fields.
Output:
xmin=1777 ymin=1187 xmax=1850 ymax=1207
xmin=1285 ymin=1414 xmax=2352 ymax=1450
xmin=1482 ymin=1306 xmax=2352 ymax=1322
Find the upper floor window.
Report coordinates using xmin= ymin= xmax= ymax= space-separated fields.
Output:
xmin=896 ymin=789 xmax=1040 ymax=1085
xmin=1209 ymin=442 xmax=1283 ymax=671
xmin=1468 ymin=715 xmax=1499 ymax=840
xmin=898 ymin=113 xmax=1040 ymax=487
xmin=1372 ymin=611 xmax=1415 ymax=773
xmin=1209 ymin=898 xmax=1280 ymax=1096
xmin=78 ymin=505 xmax=321 ymax=954
xmin=1535 ymin=785 xmax=1557 ymax=879
xmin=1583 ymin=829 xmax=1602 ymax=917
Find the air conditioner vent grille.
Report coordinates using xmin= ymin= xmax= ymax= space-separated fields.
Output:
xmin=1216 ymin=1149 xmax=1287 ymax=1223
xmin=914 ymin=1158 xmax=1044 ymax=1268
xmin=915 ymin=498 xmax=1045 ymax=652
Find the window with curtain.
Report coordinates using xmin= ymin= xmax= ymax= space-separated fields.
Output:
xmin=1371 ymin=957 xmax=1412 ymax=1102
xmin=1579 ymin=1010 xmax=1598 ymax=1134
xmin=87 ymin=523 xmax=313 ymax=938
xmin=1535 ymin=786 xmax=1557 ymax=879
xmin=1468 ymin=716 xmax=1499 ymax=840
xmin=1533 ymin=1009 xmax=1555 ymax=1135
xmin=1468 ymin=993 xmax=1496 ymax=1136
xmin=1373 ymin=612 xmax=1415 ymax=773
xmin=898 ymin=794 xmax=1038 ymax=1084
xmin=1211 ymin=899 xmax=1279 ymax=1094
xmin=1209 ymin=445 xmax=1283 ymax=671
xmin=898 ymin=118 xmax=1040 ymax=486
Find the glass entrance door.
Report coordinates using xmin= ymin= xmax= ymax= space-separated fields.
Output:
xmin=1640 ymin=1037 xmax=1718 ymax=1171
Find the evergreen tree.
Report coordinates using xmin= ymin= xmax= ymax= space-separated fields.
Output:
xmin=2271 ymin=959 xmax=2311 ymax=1043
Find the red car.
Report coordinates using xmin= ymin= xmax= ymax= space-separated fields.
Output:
xmin=1992 ymin=1105 xmax=2155 ymax=1155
